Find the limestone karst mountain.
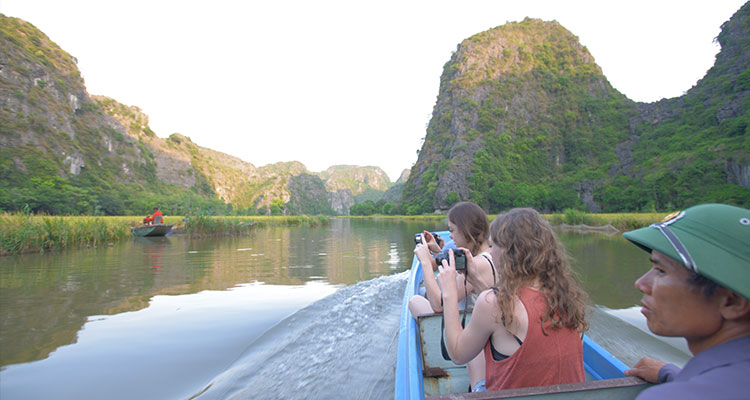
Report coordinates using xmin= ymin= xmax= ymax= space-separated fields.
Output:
xmin=402 ymin=8 xmax=749 ymax=213
xmin=0 ymin=14 xmax=396 ymax=215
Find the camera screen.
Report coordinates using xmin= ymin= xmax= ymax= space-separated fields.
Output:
xmin=454 ymin=254 xmax=466 ymax=270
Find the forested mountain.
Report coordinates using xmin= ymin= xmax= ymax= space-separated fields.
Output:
xmin=402 ymin=4 xmax=750 ymax=214
xmin=2 ymin=3 xmax=748 ymax=217
xmin=0 ymin=15 xmax=394 ymax=216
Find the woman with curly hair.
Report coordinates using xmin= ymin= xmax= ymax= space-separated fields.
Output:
xmin=437 ymin=207 xmax=589 ymax=392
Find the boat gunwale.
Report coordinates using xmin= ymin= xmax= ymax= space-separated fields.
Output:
xmin=425 ymin=377 xmax=646 ymax=400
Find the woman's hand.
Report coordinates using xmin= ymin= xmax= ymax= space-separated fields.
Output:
xmin=414 ymin=235 xmax=436 ymax=270
xmin=436 ymin=249 xmax=459 ymax=301
xmin=437 ymin=249 xmax=495 ymax=365
xmin=424 ymin=231 xmax=443 ymax=253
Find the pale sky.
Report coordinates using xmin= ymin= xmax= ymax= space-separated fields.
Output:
xmin=1 ymin=0 xmax=746 ymax=181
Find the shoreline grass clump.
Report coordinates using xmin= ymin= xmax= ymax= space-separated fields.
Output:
xmin=0 ymin=212 xmax=130 ymax=255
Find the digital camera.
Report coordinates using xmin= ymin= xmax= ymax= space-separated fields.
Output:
xmin=414 ymin=232 xmax=440 ymax=245
xmin=435 ymin=248 xmax=466 ymax=270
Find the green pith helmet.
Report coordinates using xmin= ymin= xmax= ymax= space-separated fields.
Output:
xmin=623 ymin=204 xmax=750 ymax=300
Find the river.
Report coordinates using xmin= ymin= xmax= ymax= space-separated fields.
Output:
xmin=0 ymin=218 xmax=690 ymax=399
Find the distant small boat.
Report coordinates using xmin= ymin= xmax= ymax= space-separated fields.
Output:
xmin=131 ymin=224 xmax=173 ymax=237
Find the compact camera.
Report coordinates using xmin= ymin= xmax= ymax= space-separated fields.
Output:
xmin=414 ymin=232 xmax=440 ymax=245
xmin=435 ymin=248 xmax=466 ymax=271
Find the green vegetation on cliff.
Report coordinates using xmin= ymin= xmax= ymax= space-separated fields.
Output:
xmin=0 ymin=15 xmax=231 ymax=216
xmin=402 ymin=10 xmax=750 ymax=214
xmin=0 ymin=15 xmax=392 ymax=217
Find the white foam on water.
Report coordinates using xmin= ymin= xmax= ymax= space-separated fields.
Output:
xmin=602 ymin=306 xmax=691 ymax=355
xmin=192 ymin=271 xmax=409 ymax=400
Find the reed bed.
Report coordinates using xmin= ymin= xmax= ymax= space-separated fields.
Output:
xmin=0 ymin=213 xmax=130 ymax=255
xmin=1 ymin=210 xmax=663 ymax=256
xmin=348 ymin=211 xmax=666 ymax=232
xmin=184 ymin=215 xmax=329 ymax=237
xmin=543 ymin=210 xmax=667 ymax=231
xmin=348 ymin=215 xmax=447 ymax=221
xmin=0 ymin=213 xmax=330 ymax=255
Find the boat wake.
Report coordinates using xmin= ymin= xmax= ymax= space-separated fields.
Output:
xmin=191 ymin=271 xmax=408 ymax=400
xmin=587 ymin=305 xmax=691 ymax=368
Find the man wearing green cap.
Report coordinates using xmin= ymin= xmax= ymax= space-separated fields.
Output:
xmin=622 ymin=203 xmax=750 ymax=399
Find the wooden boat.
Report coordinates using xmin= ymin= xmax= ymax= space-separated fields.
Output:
xmin=131 ymin=223 xmax=173 ymax=237
xmin=395 ymin=232 xmax=649 ymax=400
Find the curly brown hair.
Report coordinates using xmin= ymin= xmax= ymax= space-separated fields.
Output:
xmin=448 ymin=202 xmax=490 ymax=255
xmin=490 ymin=208 xmax=589 ymax=334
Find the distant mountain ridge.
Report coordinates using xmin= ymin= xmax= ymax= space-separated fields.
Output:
xmin=0 ymin=14 xmax=396 ymax=216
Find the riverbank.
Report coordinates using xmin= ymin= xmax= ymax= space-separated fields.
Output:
xmin=542 ymin=210 xmax=667 ymax=231
xmin=351 ymin=210 xmax=667 ymax=232
xmin=0 ymin=211 xmax=666 ymax=256
xmin=0 ymin=213 xmax=330 ymax=255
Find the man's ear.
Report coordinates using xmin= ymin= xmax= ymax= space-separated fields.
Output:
xmin=718 ymin=289 xmax=750 ymax=320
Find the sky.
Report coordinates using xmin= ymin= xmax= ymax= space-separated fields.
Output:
xmin=1 ymin=0 xmax=746 ymax=181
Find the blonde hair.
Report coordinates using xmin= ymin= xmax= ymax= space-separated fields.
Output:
xmin=490 ymin=208 xmax=588 ymax=333
xmin=448 ymin=201 xmax=489 ymax=255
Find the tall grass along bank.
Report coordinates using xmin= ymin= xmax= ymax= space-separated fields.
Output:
xmin=184 ymin=215 xmax=329 ymax=237
xmin=1 ymin=211 xmax=661 ymax=256
xmin=0 ymin=214 xmax=329 ymax=255
xmin=543 ymin=210 xmax=667 ymax=231
xmin=0 ymin=213 xmax=130 ymax=255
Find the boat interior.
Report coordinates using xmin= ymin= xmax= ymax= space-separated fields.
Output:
xmin=417 ymin=313 xmax=649 ymax=399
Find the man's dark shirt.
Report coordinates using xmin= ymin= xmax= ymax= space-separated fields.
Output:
xmin=636 ymin=336 xmax=750 ymax=399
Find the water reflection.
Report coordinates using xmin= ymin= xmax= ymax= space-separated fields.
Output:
xmin=558 ymin=229 xmax=647 ymax=309
xmin=0 ymin=218 xmax=447 ymax=367
xmin=1 ymin=283 xmax=338 ymax=400
xmin=0 ymin=219 xmax=683 ymax=400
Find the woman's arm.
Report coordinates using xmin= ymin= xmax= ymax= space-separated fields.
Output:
xmin=415 ymin=242 xmax=443 ymax=312
xmin=437 ymin=251 xmax=499 ymax=365
xmin=417 ymin=242 xmax=469 ymax=312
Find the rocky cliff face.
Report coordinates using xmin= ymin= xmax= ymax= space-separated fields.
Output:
xmin=402 ymin=18 xmax=633 ymax=212
xmin=287 ymin=172 xmax=337 ymax=215
xmin=0 ymin=15 xmax=396 ymax=215
xmin=318 ymin=165 xmax=391 ymax=194
xmin=0 ymin=16 xmax=157 ymax=189
xmin=403 ymin=7 xmax=750 ymax=213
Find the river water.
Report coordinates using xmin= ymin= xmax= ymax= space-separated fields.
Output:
xmin=0 ymin=218 xmax=690 ymax=399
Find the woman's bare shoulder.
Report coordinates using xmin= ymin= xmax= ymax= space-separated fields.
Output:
xmin=475 ymin=289 xmax=498 ymax=312
xmin=470 ymin=289 xmax=505 ymax=332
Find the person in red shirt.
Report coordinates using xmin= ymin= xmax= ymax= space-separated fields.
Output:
xmin=438 ymin=208 xmax=588 ymax=392
xmin=143 ymin=207 xmax=163 ymax=225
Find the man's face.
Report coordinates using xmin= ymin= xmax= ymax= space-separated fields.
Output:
xmin=635 ymin=250 xmax=722 ymax=339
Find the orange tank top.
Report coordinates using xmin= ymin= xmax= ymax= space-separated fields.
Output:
xmin=484 ymin=287 xmax=584 ymax=391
